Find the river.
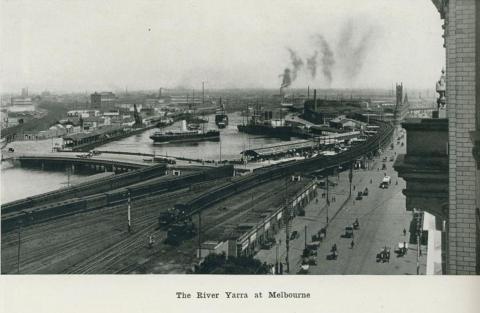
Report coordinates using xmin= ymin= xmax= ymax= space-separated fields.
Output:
xmin=1 ymin=112 xmax=293 ymax=204
xmin=99 ymin=112 xmax=286 ymax=161
xmin=1 ymin=161 xmax=84 ymax=203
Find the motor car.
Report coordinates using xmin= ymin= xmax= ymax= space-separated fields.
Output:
xmin=356 ymin=191 xmax=363 ymax=200
xmin=290 ymin=231 xmax=299 ymax=240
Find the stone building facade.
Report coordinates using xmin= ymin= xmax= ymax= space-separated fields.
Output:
xmin=431 ymin=0 xmax=479 ymax=274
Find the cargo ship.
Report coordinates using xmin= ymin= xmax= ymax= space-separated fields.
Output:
xmin=150 ymin=120 xmax=219 ymax=143
xmin=237 ymin=109 xmax=297 ymax=138
xmin=215 ymin=99 xmax=229 ymax=129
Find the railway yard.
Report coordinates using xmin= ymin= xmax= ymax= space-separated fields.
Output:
xmin=1 ymin=175 xmax=310 ymax=274
xmin=1 ymin=119 xmax=398 ymax=274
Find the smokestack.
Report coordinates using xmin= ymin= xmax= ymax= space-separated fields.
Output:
xmin=313 ymin=89 xmax=317 ymax=112
xmin=307 ymin=86 xmax=310 ymax=100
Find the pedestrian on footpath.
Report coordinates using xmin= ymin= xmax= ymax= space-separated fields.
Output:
xmin=351 ymin=240 xmax=355 ymax=249
xmin=403 ymin=228 xmax=407 ymax=236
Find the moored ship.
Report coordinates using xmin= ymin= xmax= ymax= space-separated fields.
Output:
xmin=237 ymin=109 xmax=296 ymax=138
xmin=215 ymin=99 xmax=229 ymax=129
xmin=150 ymin=120 xmax=220 ymax=143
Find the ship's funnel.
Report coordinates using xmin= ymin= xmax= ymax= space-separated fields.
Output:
xmin=181 ymin=120 xmax=187 ymax=131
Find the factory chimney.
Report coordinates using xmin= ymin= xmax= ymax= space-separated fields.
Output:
xmin=313 ymin=89 xmax=317 ymax=111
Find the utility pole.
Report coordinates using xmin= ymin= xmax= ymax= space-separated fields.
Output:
xmin=284 ymin=177 xmax=290 ymax=273
xmin=275 ymin=241 xmax=279 ymax=272
xmin=127 ymin=191 xmax=132 ymax=233
xmin=326 ymin=174 xmax=330 ymax=224
xmin=17 ymin=220 xmax=22 ymax=274
xmin=67 ymin=167 xmax=71 ymax=187
xmin=416 ymin=210 xmax=423 ymax=275
xmin=198 ymin=212 xmax=202 ymax=259
xmin=219 ymin=137 xmax=222 ymax=163
xmin=304 ymin=225 xmax=307 ymax=249
xmin=349 ymin=164 xmax=353 ymax=198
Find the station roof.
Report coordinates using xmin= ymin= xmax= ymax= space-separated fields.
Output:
xmin=241 ymin=139 xmax=316 ymax=157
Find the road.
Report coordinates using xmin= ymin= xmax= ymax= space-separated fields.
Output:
xmin=255 ymin=133 xmax=427 ymax=275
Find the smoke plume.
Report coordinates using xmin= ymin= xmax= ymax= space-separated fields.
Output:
xmin=337 ymin=20 xmax=378 ymax=82
xmin=280 ymin=68 xmax=292 ymax=88
xmin=315 ymin=35 xmax=335 ymax=84
xmin=287 ymin=48 xmax=304 ymax=81
xmin=306 ymin=50 xmax=318 ymax=78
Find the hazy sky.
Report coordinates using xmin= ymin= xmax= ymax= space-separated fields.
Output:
xmin=1 ymin=0 xmax=445 ymax=93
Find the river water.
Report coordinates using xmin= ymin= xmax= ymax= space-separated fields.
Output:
xmin=1 ymin=161 xmax=84 ymax=203
xmin=1 ymin=112 xmax=290 ymax=204
xmin=99 ymin=112 xmax=285 ymax=161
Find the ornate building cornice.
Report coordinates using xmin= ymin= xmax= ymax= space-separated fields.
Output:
xmin=431 ymin=0 xmax=448 ymax=19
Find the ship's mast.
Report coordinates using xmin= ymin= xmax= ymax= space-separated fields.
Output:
xmin=192 ymin=89 xmax=196 ymax=117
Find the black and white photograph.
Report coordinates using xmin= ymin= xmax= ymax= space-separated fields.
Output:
xmin=1 ymin=0 xmax=479 ymax=284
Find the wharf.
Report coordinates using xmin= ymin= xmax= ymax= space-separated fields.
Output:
xmin=61 ymin=125 xmax=156 ymax=152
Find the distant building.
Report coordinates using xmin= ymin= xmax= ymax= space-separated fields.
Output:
xmin=144 ymin=99 xmax=158 ymax=108
xmin=328 ymin=115 xmax=365 ymax=131
xmin=10 ymin=97 xmax=32 ymax=106
xmin=82 ymin=116 xmax=105 ymax=131
xmin=67 ymin=110 xmax=100 ymax=118
xmin=90 ymin=92 xmax=116 ymax=110
xmin=303 ymin=98 xmax=366 ymax=124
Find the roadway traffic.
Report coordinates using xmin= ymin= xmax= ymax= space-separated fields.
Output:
xmin=255 ymin=131 xmax=427 ymax=274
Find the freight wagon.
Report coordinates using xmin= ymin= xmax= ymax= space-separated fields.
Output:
xmin=2 ymin=165 xmax=234 ymax=233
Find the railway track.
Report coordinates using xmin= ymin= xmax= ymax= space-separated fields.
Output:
xmin=1 ymin=188 xmax=199 ymax=274
xmin=3 ymin=121 xmax=393 ymax=274
xmin=75 ymin=120 xmax=393 ymax=274
xmin=118 ymin=179 xmax=307 ymax=274
xmin=62 ymin=188 xmax=203 ymax=274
